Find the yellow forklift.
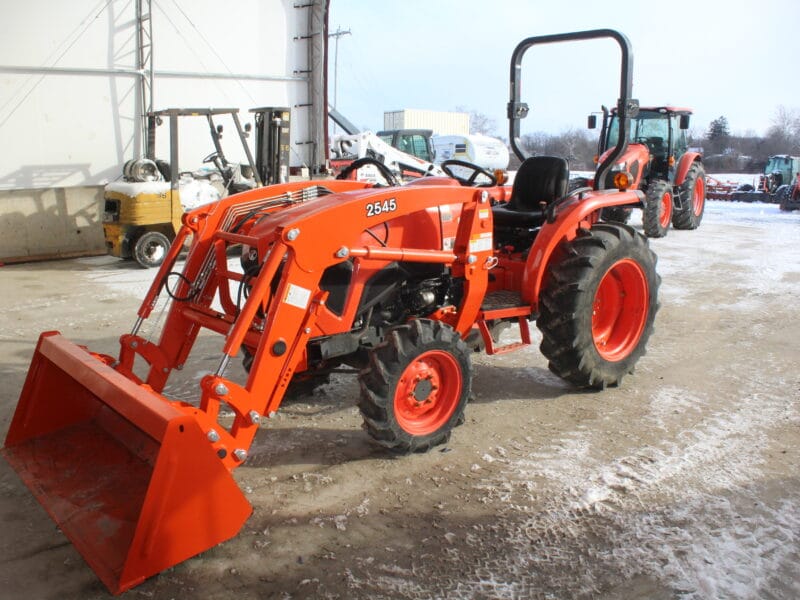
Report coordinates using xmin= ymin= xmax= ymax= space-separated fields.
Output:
xmin=102 ymin=107 xmax=290 ymax=267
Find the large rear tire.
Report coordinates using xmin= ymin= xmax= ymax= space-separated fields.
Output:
xmin=673 ymin=162 xmax=706 ymax=229
xmin=358 ymin=319 xmax=471 ymax=453
xmin=643 ymin=179 xmax=672 ymax=238
xmin=537 ymin=223 xmax=660 ymax=389
xmin=780 ymin=185 xmax=800 ymax=211
xmin=775 ymin=185 xmax=791 ymax=208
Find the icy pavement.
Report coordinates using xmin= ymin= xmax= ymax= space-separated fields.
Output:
xmin=46 ymin=200 xmax=800 ymax=599
xmin=340 ymin=201 xmax=800 ymax=599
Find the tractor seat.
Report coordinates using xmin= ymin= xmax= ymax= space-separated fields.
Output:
xmin=493 ymin=156 xmax=569 ymax=227
xmin=647 ymin=137 xmax=667 ymax=158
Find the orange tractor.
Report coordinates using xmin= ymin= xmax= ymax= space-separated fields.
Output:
xmin=2 ymin=29 xmax=660 ymax=594
xmin=587 ymin=105 xmax=706 ymax=237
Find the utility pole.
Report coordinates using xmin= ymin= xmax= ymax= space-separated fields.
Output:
xmin=328 ymin=26 xmax=350 ymax=135
xmin=136 ymin=0 xmax=154 ymax=158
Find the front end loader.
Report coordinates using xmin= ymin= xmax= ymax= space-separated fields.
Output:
xmin=3 ymin=29 xmax=660 ymax=594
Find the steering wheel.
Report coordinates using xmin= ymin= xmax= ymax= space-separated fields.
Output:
xmin=336 ymin=157 xmax=399 ymax=186
xmin=202 ymin=151 xmax=220 ymax=164
xmin=440 ymin=159 xmax=497 ymax=187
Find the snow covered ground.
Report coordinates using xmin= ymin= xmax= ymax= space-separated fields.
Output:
xmin=337 ymin=200 xmax=800 ymax=599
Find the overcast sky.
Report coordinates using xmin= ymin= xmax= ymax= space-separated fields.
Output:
xmin=328 ymin=0 xmax=799 ymax=139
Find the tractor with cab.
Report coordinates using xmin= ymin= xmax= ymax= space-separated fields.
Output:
xmin=587 ymin=105 xmax=706 ymax=237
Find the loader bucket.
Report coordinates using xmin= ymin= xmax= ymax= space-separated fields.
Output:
xmin=2 ymin=332 xmax=252 ymax=595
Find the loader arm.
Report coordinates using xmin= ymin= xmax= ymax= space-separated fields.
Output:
xmin=109 ymin=182 xmax=495 ymax=474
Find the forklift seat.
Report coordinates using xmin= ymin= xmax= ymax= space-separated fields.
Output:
xmin=493 ymin=156 xmax=569 ymax=227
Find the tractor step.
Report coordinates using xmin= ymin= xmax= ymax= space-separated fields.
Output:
xmin=480 ymin=290 xmax=528 ymax=313
xmin=477 ymin=291 xmax=533 ymax=355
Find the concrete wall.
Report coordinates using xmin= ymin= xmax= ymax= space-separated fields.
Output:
xmin=0 ymin=187 xmax=105 ymax=263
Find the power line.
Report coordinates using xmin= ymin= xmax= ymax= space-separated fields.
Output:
xmin=329 ymin=26 xmax=351 ymax=108
xmin=0 ymin=0 xmax=115 ymax=131
xmin=166 ymin=0 xmax=257 ymax=105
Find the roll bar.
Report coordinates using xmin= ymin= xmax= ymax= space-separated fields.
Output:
xmin=507 ymin=29 xmax=638 ymax=191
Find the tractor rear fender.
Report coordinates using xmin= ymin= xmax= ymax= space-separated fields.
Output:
xmin=521 ymin=188 xmax=643 ymax=306
xmin=674 ymin=152 xmax=702 ymax=186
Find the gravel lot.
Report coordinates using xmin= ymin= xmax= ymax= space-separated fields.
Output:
xmin=1 ymin=200 xmax=798 ymax=599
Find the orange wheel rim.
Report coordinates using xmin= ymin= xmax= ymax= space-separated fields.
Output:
xmin=660 ymin=191 xmax=672 ymax=229
xmin=393 ymin=350 xmax=462 ymax=435
xmin=592 ymin=259 xmax=649 ymax=361
xmin=693 ymin=177 xmax=705 ymax=216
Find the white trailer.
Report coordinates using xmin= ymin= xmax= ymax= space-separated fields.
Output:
xmin=433 ymin=134 xmax=510 ymax=171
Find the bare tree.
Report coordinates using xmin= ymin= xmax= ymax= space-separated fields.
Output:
xmin=454 ymin=106 xmax=498 ymax=136
xmin=766 ymin=105 xmax=800 ymax=153
xmin=519 ymin=129 xmax=596 ymax=170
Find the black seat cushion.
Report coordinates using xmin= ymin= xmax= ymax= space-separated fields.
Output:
xmin=509 ymin=156 xmax=569 ymax=211
xmin=493 ymin=156 xmax=569 ymax=227
xmin=492 ymin=204 xmax=545 ymax=227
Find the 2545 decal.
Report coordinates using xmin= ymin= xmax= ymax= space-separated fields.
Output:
xmin=365 ymin=198 xmax=397 ymax=217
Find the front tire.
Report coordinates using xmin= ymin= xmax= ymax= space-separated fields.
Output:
xmin=780 ymin=185 xmax=800 ymax=211
xmin=673 ymin=162 xmax=706 ymax=230
xmin=133 ymin=230 xmax=171 ymax=268
xmin=775 ymin=185 xmax=791 ymax=208
xmin=358 ymin=319 xmax=471 ymax=453
xmin=643 ymin=179 xmax=672 ymax=238
xmin=537 ymin=223 xmax=660 ymax=389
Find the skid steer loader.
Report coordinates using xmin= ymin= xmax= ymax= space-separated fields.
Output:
xmin=2 ymin=29 xmax=660 ymax=594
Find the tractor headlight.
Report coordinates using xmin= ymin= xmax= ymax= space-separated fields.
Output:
xmin=609 ymin=162 xmax=632 ymax=190
xmin=613 ymin=171 xmax=632 ymax=190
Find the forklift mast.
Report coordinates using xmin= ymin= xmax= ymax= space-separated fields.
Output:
xmin=251 ymin=107 xmax=291 ymax=185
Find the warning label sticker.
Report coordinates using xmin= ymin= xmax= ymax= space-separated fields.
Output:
xmin=284 ymin=284 xmax=311 ymax=310
xmin=469 ymin=233 xmax=493 ymax=253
